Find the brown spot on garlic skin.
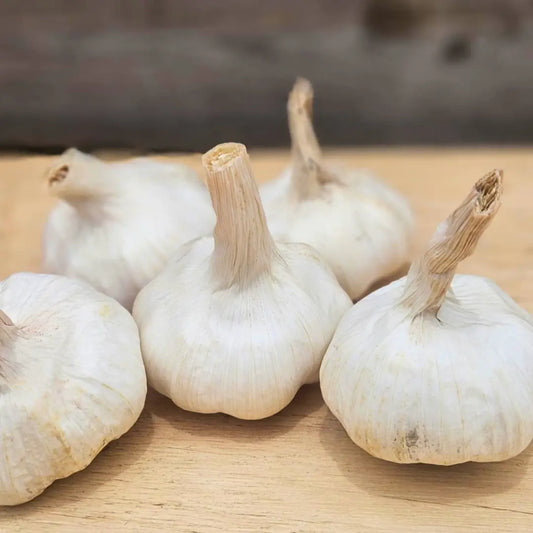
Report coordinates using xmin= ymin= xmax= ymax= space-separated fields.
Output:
xmin=387 ymin=429 xmax=421 ymax=463
xmin=405 ymin=428 xmax=419 ymax=448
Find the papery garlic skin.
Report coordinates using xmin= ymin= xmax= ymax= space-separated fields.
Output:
xmin=262 ymin=165 xmax=414 ymax=297
xmin=260 ymin=79 xmax=414 ymax=300
xmin=134 ymin=143 xmax=351 ymax=420
xmin=321 ymin=170 xmax=533 ymax=465
xmin=134 ymin=239 xmax=349 ymax=419
xmin=0 ymin=273 xmax=146 ymax=505
xmin=43 ymin=148 xmax=215 ymax=310
xmin=321 ymin=275 xmax=533 ymax=465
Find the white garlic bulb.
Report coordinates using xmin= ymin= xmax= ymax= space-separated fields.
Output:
xmin=260 ymin=79 xmax=414 ymax=300
xmin=321 ymin=170 xmax=533 ymax=465
xmin=43 ymin=148 xmax=215 ymax=310
xmin=0 ymin=272 xmax=146 ymax=505
xmin=133 ymin=142 xmax=351 ymax=420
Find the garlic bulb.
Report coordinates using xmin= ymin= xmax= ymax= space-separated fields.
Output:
xmin=0 ymin=272 xmax=146 ymax=505
xmin=133 ymin=142 xmax=351 ymax=420
xmin=43 ymin=148 xmax=215 ymax=310
xmin=260 ymin=79 xmax=414 ymax=300
xmin=321 ymin=169 xmax=533 ymax=465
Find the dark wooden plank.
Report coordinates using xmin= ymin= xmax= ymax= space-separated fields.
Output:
xmin=0 ymin=0 xmax=532 ymax=150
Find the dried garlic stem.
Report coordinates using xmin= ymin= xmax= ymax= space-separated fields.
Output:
xmin=45 ymin=149 xmax=110 ymax=201
xmin=401 ymin=169 xmax=503 ymax=317
xmin=203 ymin=143 xmax=277 ymax=289
xmin=288 ymin=78 xmax=325 ymax=198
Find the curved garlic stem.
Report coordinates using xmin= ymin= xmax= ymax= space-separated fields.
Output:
xmin=202 ymin=143 xmax=278 ymax=289
xmin=401 ymin=169 xmax=503 ymax=317
xmin=45 ymin=148 xmax=111 ymax=202
xmin=288 ymin=78 xmax=324 ymax=198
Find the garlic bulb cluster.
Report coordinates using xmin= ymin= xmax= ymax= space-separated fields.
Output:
xmin=0 ymin=272 xmax=146 ymax=505
xmin=133 ymin=142 xmax=351 ymax=420
xmin=42 ymin=148 xmax=215 ymax=310
xmin=260 ymin=79 xmax=414 ymax=300
xmin=321 ymin=170 xmax=533 ymax=465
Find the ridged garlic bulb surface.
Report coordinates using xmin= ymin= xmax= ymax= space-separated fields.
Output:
xmin=42 ymin=148 xmax=215 ymax=309
xmin=321 ymin=170 xmax=533 ymax=465
xmin=133 ymin=142 xmax=351 ymax=420
xmin=0 ymin=273 xmax=146 ymax=505
xmin=260 ymin=79 xmax=414 ymax=300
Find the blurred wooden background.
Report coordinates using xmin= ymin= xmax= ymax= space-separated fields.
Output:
xmin=1 ymin=0 xmax=532 ymax=151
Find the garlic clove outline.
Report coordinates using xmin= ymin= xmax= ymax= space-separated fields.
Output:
xmin=321 ymin=169 xmax=533 ymax=465
xmin=133 ymin=142 xmax=352 ymax=420
xmin=260 ymin=78 xmax=415 ymax=300
xmin=42 ymin=148 xmax=215 ymax=310
xmin=0 ymin=272 xmax=147 ymax=505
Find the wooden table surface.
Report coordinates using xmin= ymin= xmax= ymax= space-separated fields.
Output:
xmin=1 ymin=148 xmax=533 ymax=532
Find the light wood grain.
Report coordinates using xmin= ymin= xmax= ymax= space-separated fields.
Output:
xmin=1 ymin=148 xmax=533 ymax=532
